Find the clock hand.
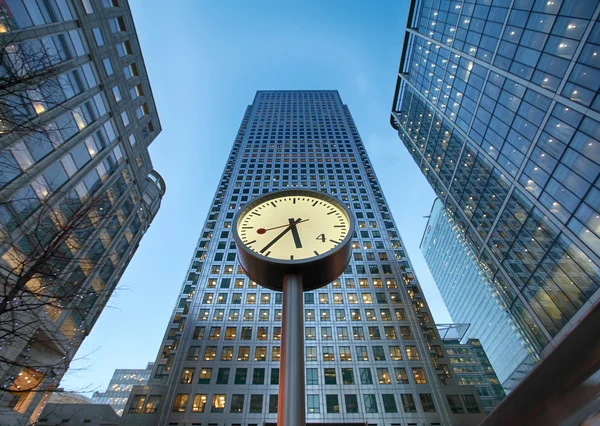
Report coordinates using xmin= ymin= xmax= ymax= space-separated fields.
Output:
xmin=257 ymin=219 xmax=309 ymax=234
xmin=259 ymin=218 xmax=302 ymax=254
xmin=289 ymin=218 xmax=303 ymax=249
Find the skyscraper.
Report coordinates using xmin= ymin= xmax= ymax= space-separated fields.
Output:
xmin=120 ymin=90 xmax=484 ymax=426
xmin=391 ymin=0 xmax=600 ymax=369
xmin=421 ymin=199 xmax=538 ymax=389
xmin=92 ymin=362 xmax=154 ymax=416
xmin=0 ymin=0 xmax=164 ymax=423
xmin=437 ymin=324 xmax=506 ymax=413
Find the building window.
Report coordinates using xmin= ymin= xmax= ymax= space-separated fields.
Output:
xmin=121 ymin=110 xmax=129 ymax=127
xmin=230 ymin=394 xmax=244 ymax=413
xmin=269 ymin=395 xmax=278 ymax=413
xmin=198 ymin=368 xmax=212 ymax=384
xmin=368 ymin=326 xmax=381 ymax=340
xmin=103 ymin=58 xmax=113 ymax=75
xmin=412 ymin=368 xmax=427 ymax=384
xmin=191 ymin=394 xmax=207 ymax=413
xmin=326 ymin=395 xmax=339 ymax=413
xmin=306 ymin=368 xmax=318 ymax=385
xmin=373 ymin=346 xmax=385 ymax=361
xmin=353 ymin=326 xmax=365 ymax=340
xmin=271 ymin=368 xmax=279 ymax=385
xmin=172 ymin=394 xmax=188 ymax=412
xmin=255 ymin=346 xmax=267 ymax=361
xmin=204 ymin=347 xmax=216 ymax=361
xmin=241 ymin=327 xmax=252 ymax=340
xmin=250 ymin=394 xmax=263 ymax=413
xmin=253 ymin=368 xmax=265 ymax=385
xmin=225 ymin=327 xmax=236 ymax=340
xmin=238 ymin=346 xmax=250 ymax=361
xmin=259 ymin=309 xmax=270 ymax=321
xmin=406 ymin=346 xmax=419 ymax=360
xmin=395 ymin=368 xmax=409 ymax=384
xmin=400 ymin=326 xmax=413 ymax=339
xmin=420 ymin=393 xmax=436 ymax=413
xmin=234 ymin=368 xmax=247 ymax=384
xmin=128 ymin=395 xmax=145 ymax=414
xmin=389 ymin=345 xmax=403 ymax=360
xmin=356 ymin=346 xmax=369 ymax=361
xmin=306 ymin=347 xmax=317 ymax=361
xmin=359 ymin=368 xmax=372 ymax=385
xmin=377 ymin=368 xmax=391 ymax=384
xmin=384 ymin=326 xmax=397 ymax=340
xmin=216 ymin=368 xmax=229 ymax=384
xmin=337 ymin=327 xmax=349 ymax=340
xmin=401 ymin=394 xmax=417 ymax=413
xmin=323 ymin=346 xmax=335 ymax=361
xmin=305 ymin=309 xmax=315 ymax=321
xmin=211 ymin=394 xmax=226 ymax=413
xmin=462 ymin=395 xmax=481 ymax=413
xmin=340 ymin=346 xmax=352 ymax=361
xmin=221 ymin=346 xmax=233 ymax=361
xmin=364 ymin=394 xmax=378 ymax=413
xmin=228 ymin=309 xmax=239 ymax=321
xmin=82 ymin=0 xmax=93 ymax=13
xmin=307 ymin=395 xmax=320 ymax=413
xmin=342 ymin=368 xmax=355 ymax=384
xmin=382 ymin=394 xmax=398 ymax=413
xmin=272 ymin=346 xmax=281 ymax=361
xmin=144 ymin=395 xmax=160 ymax=414
xmin=345 ymin=394 xmax=359 ymax=413
xmin=208 ymin=327 xmax=220 ymax=340
xmin=180 ymin=368 xmax=194 ymax=384
xmin=324 ymin=368 xmax=336 ymax=385
xmin=257 ymin=326 xmax=268 ymax=340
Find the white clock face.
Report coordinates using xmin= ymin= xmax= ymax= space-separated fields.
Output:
xmin=237 ymin=194 xmax=350 ymax=261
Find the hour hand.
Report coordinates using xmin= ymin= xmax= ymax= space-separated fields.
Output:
xmin=289 ymin=218 xmax=302 ymax=248
xmin=259 ymin=218 xmax=302 ymax=254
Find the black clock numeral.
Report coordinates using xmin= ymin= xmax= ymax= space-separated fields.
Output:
xmin=316 ymin=233 xmax=326 ymax=242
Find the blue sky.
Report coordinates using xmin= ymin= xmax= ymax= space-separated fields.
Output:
xmin=62 ymin=0 xmax=452 ymax=395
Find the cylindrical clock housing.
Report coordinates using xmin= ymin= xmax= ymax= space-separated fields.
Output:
xmin=232 ymin=189 xmax=355 ymax=291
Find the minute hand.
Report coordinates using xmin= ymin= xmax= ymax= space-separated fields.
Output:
xmin=260 ymin=218 xmax=302 ymax=254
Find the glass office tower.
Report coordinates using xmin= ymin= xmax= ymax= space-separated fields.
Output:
xmin=391 ymin=0 xmax=600 ymax=366
xmin=92 ymin=362 xmax=154 ymax=416
xmin=442 ymin=338 xmax=505 ymax=414
xmin=120 ymin=90 xmax=484 ymax=426
xmin=437 ymin=324 xmax=505 ymax=413
xmin=0 ymin=0 xmax=164 ymax=423
xmin=422 ymin=199 xmax=538 ymax=389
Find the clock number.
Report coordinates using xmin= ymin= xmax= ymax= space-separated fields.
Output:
xmin=316 ymin=233 xmax=326 ymax=242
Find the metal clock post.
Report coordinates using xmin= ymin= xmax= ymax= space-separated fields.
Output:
xmin=233 ymin=189 xmax=355 ymax=426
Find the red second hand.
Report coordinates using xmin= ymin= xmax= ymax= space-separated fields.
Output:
xmin=257 ymin=219 xmax=309 ymax=234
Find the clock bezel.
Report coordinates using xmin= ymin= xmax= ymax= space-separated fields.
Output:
xmin=232 ymin=189 xmax=355 ymax=291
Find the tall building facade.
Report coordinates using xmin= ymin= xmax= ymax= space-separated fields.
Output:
xmin=92 ymin=362 xmax=153 ymax=415
xmin=421 ymin=199 xmax=538 ymax=389
xmin=391 ymin=0 xmax=600 ymax=366
xmin=0 ymin=0 xmax=164 ymax=424
xmin=437 ymin=325 xmax=506 ymax=413
xmin=120 ymin=90 xmax=485 ymax=426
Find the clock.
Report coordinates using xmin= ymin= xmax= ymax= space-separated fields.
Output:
xmin=233 ymin=189 xmax=355 ymax=291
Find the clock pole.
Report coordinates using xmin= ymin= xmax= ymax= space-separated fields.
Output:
xmin=233 ymin=190 xmax=355 ymax=426
xmin=277 ymin=273 xmax=305 ymax=426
